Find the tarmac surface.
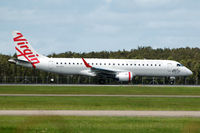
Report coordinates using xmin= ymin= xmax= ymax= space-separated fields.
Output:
xmin=1 ymin=84 xmax=200 ymax=87
xmin=0 ymin=94 xmax=200 ymax=98
xmin=0 ymin=110 xmax=200 ymax=117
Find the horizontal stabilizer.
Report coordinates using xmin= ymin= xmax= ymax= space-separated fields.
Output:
xmin=8 ymin=58 xmax=31 ymax=65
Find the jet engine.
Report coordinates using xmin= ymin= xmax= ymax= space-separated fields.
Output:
xmin=115 ymin=72 xmax=133 ymax=82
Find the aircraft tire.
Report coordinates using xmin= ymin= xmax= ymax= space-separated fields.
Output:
xmin=98 ymin=79 xmax=106 ymax=84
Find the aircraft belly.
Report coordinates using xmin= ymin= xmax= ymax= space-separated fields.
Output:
xmin=59 ymin=66 xmax=84 ymax=75
xmin=133 ymin=68 xmax=169 ymax=76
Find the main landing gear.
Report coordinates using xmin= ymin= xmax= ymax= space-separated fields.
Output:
xmin=98 ymin=79 xmax=106 ymax=84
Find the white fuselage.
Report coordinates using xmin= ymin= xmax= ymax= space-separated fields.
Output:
xmin=35 ymin=58 xmax=192 ymax=77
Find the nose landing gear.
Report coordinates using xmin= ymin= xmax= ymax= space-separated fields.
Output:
xmin=170 ymin=77 xmax=175 ymax=85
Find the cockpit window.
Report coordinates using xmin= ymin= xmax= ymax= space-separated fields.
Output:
xmin=177 ymin=64 xmax=183 ymax=67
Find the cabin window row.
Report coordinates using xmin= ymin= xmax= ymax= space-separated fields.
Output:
xmin=56 ymin=62 xmax=161 ymax=67
xmin=56 ymin=62 xmax=83 ymax=65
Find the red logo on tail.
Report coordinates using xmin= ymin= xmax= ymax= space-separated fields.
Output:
xmin=14 ymin=33 xmax=40 ymax=68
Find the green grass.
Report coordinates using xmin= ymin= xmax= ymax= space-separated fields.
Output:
xmin=0 ymin=116 xmax=200 ymax=133
xmin=1 ymin=96 xmax=200 ymax=110
xmin=0 ymin=86 xmax=200 ymax=95
xmin=1 ymin=86 xmax=200 ymax=132
xmin=0 ymin=86 xmax=200 ymax=110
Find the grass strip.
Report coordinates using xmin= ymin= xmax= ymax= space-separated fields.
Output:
xmin=0 ymin=86 xmax=200 ymax=95
xmin=1 ymin=96 xmax=200 ymax=110
xmin=0 ymin=116 xmax=200 ymax=133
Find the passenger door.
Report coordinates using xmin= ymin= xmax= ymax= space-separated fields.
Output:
xmin=167 ymin=63 xmax=172 ymax=75
xmin=48 ymin=60 xmax=55 ymax=70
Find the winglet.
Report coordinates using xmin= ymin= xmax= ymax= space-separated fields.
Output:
xmin=82 ymin=58 xmax=92 ymax=68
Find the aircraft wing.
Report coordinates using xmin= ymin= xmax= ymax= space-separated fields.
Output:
xmin=82 ymin=58 xmax=120 ymax=78
xmin=91 ymin=67 xmax=116 ymax=74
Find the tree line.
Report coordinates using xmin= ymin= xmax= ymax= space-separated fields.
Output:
xmin=0 ymin=46 xmax=200 ymax=84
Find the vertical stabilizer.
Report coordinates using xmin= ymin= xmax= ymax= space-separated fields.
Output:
xmin=12 ymin=31 xmax=46 ymax=68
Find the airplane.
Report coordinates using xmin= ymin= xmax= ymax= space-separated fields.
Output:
xmin=8 ymin=31 xmax=193 ymax=84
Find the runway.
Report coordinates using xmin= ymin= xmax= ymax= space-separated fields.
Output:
xmin=0 ymin=110 xmax=200 ymax=117
xmin=0 ymin=94 xmax=200 ymax=98
xmin=1 ymin=84 xmax=200 ymax=87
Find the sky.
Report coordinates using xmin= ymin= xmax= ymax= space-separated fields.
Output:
xmin=1 ymin=0 xmax=200 ymax=56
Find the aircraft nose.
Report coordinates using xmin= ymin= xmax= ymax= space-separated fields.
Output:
xmin=186 ymin=68 xmax=193 ymax=76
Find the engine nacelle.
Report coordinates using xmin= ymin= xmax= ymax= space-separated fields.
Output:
xmin=115 ymin=72 xmax=133 ymax=82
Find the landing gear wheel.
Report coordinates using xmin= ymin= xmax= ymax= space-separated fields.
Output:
xmin=98 ymin=79 xmax=105 ymax=84
xmin=169 ymin=77 xmax=175 ymax=85
xmin=170 ymin=80 xmax=174 ymax=85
